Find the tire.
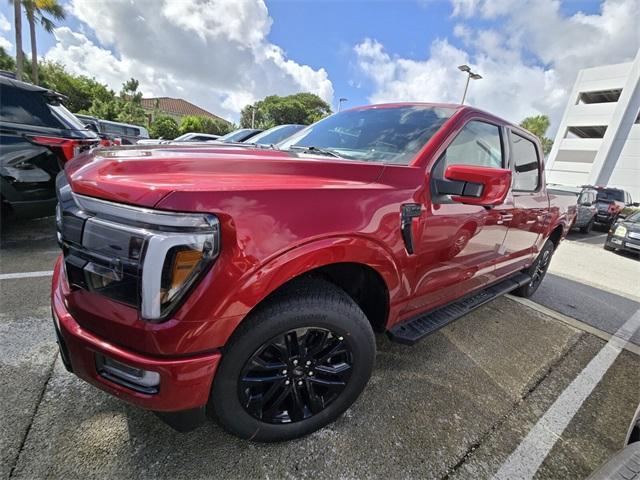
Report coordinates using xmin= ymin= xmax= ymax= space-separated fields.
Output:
xmin=512 ymin=240 xmax=555 ymax=298
xmin=209 ymin=278 xmax=376 ymax=442
xmin=604 ymin=244 xmax=615 ymax=251
xmin=580 ymin=218 xmax=594 ymax=234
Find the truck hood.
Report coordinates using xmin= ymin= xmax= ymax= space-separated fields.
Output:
xmin=64 ymin=145 xmax=386 ymax=208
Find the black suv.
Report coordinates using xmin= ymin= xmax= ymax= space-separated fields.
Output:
xmin=1 ymin=76 xmax=98 ymax=220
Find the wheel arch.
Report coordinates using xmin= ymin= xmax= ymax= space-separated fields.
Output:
xmin=213 ymin=236 xmax=403 ymax=345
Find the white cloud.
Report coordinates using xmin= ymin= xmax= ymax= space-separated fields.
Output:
xmin=0 ymin=12 xmax=10 ymax=32
xmin=0 ymin=12 xmax=12 ymax=51
xmin=44 ymin=0 xmax=333 ymax=121
xmin=355 ymin=0 xmax=640 ymax=134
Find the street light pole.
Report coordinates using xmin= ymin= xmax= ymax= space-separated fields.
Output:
xmin=457 ymin=65 xmax=482 ymax=104
xmin=338 ymin=97 xmax=348 ymax=112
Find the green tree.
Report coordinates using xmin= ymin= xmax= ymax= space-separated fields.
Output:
xmin=23 ymin=0 xmax=65 ymax=85
xmin=179 ymin=115 xmax=232 ymax=136
xmin=0 ymin=46 xmax=16 ymax=71
xmin=39 ymin=61 xmax=114 ymax=112
xmin=240 ymin=93 xmax=331 ymax=129
xmin=149 ymin=115 xmax=179 ymax=139
xmin=115 ymin=78 xmax=146 ymax=125
xmin=519 ymin=115 xmax=553 ymax=156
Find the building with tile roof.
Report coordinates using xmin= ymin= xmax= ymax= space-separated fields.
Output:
xmin=141 ymin=97 xmax=229 ymax=126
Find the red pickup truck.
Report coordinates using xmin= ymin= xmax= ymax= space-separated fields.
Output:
xmin=51 ymin=103 xmax=575 ymax=441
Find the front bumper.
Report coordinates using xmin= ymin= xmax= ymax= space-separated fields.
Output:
xmin=51 ymin=260 xmax=221 ymax=413
xmin=605 ymin=235 xmax=640 ymax=254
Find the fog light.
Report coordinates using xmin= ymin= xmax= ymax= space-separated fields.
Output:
xmin=96 ymin=354 xmax=160 ymax=394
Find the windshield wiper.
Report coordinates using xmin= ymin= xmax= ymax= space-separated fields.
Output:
xmin=288 ymin=145 xmax=341 ymax=158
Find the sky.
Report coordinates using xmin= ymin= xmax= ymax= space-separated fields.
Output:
xmin=0 ymin=0 xmax=638 ymax=135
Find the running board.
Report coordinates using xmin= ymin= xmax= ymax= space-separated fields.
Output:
xmin=388 ymin=273 xmax=531 ymax=345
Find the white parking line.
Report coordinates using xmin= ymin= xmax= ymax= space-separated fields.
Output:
xmin=493 ymin=307 xmax=640 ymax=480
xmin=0 ymin=270 xmax=54 ymax=280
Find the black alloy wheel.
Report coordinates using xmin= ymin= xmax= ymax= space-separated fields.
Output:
xmin=513 ymin=240 xmax=555 ymax=298
xmin=529 ymin=246 xmax=551 ymax=290
xmin=238 ymin=327 xmax=352 ymax=424
xmin=209 ymin=278 xmax=376 ymax=442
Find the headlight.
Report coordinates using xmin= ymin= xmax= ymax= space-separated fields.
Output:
xmin=70 ymin=194 xmax=220 ymax=321
xmin=614 ymin=225 xmax=627 ymax=237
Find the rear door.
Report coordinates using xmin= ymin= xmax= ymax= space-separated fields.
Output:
xmin=495 ymin=129 xmax=548 ymax=276
xmin=405 ymin=119 xmax=510 ymax=314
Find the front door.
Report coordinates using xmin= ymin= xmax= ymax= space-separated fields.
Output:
xmin=495 ymin=130 xmax=548 ymax=277
xmin=405 ymin=120 xmax=510 ymax=315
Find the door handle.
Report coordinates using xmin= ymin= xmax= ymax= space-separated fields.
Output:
xmin=400 ymin=203 xmax=422 ymax=254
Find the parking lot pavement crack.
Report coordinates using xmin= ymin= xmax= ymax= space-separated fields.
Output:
xmin=440 ymin=332 xmax=584 ymax=480
xmin=8 ymin=352 xmax=58 ymax=479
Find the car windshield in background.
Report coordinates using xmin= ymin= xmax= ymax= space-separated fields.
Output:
xmin=218 ymin=129 xmax=261 ymax=142
xmin=278 ymin=106 xmax=455 ymax=164
xmin=626 ymin=211 xmax=640 ymax=223
xmin=247 ymin=124 xmax=305 ymax=146
xmin=597 ymin=190 xmax=625 ymax=202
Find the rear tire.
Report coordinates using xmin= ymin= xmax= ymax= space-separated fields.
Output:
xmin=512 ymin=240 xmax=555 ymax=298
xmin=604 ymin=244 xmax=615 ymax=251
xmin=209 ymin=278 xmax=376 ymax=442
xmin=580 ymin=218 xmax=594 ymax=234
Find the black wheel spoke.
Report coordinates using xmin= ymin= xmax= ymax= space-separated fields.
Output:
xmin=304 ymin=380 xmax=324 ymax=414
xmin=238 ymin=327 xmax=353 ymax=424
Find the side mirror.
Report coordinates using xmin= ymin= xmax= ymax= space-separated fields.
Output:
xmin=440 ymin=165 xmax=512 ymax=206
xmin=632 ymin=202 xmax=640 ymax=207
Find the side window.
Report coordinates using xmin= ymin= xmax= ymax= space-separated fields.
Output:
xmin=511 ymin=133 xmax=540 ymax=191
xmin=443 ymin=121 xmax=503 ymax=169
xmin=0 ymin=85 xmax=63 ymax=128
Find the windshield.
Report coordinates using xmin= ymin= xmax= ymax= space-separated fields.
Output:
xmin=626 ymin=211 xmax=640 ymax=223
xmin=597 ymin=190 xmax=625 ymax=202
xmin=247 ymin=124 xmax=305 ymax=146
xmin=219 ymin=129 xmax=261 ymax=142
xmin=278 ymin=106 xmax=455 ymax=164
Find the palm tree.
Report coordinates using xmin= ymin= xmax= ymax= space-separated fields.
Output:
xmin=12 ymin=0 xmax=23 ymax=80
xmin=23 ymin=0 xmax=65 ymax=85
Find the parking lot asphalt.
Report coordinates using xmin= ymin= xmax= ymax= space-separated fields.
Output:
xmin=1 ymin=217 xmax=639 ymax=480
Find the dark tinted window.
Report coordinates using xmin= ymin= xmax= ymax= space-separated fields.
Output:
xmin=0 ymin=84 xmax=64 ymax=128
xmin=511 ymin=133 xmax=540 ymax=191
xmin=597 ymin=189 xmax=625 ymax=202
xmin=443 ymin=121 xmax=503 ymax=169
xmin=279 ymin=106 xmax=454 ymax=164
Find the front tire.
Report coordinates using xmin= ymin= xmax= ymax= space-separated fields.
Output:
xmin=513 ymin=240 xmax=555 ymax=298
xmin=209 ymin=278 xmax=376 ymax=442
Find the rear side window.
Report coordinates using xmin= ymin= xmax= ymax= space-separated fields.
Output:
xmin=511 ymin=133 xmax=540 ymax=191
xmin=0 ymin=84 xmax=64 ymax=128
xmin=443 ymin=121 xmax=503 ymax=169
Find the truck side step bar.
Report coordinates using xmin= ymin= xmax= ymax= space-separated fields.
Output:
xmin=387 ymin=272 xmax=531 ymax=345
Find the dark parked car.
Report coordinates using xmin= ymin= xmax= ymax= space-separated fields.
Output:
xmin=548 ymin=186 xmax=598 ymax=233
xmin=605 ymin=210 xmax=640 ymax=255
xmin=75 ymin=114 xmax=120 ymax=147
xmin=591 ymin=186 xmax=634 ymax=227
xmin=75 ymin=114 xmax=149 ymax=145
xmin=244 ymin=124 xmax=305 ymax=146
xmin=1 ymin=77 xmax=99 ymax=219
xmin=216 ymin=128 xmax=263 ymax=143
